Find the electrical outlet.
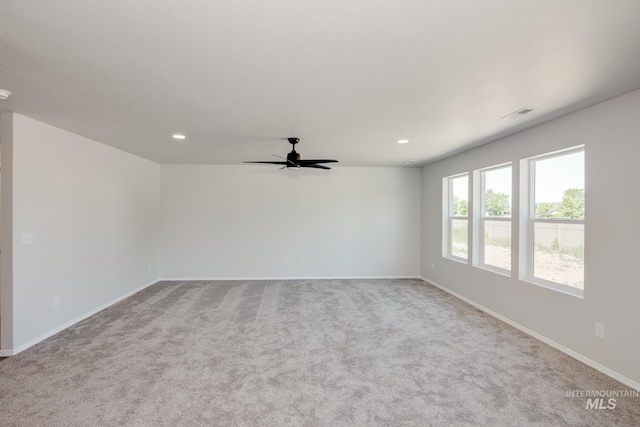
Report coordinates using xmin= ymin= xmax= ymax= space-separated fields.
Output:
xmin=284 ymin=259 xmax=290 ymax=266
xmin=595 ymin=323 xmax=604 ymax=339
xmin=148 ymin=263 xmax=152 ymax=271
xmin=299 ymin=259 xmax=305 ymax=266
xmin=431 ymin=262 xmax=435 ymax=270
xmin=54 ymin=296 xmax=61 ymax=308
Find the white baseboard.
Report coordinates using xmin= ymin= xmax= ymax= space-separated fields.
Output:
xmin=4 ymin=279 xmax=159 ymax=357
xmin=420 ymin=276 xmax=640 ymax=392
xmin=158 ymin=276 xmax=421 ymax=281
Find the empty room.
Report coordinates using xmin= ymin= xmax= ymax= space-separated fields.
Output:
xmin=1 ymin=1 xmax=639 ymax=426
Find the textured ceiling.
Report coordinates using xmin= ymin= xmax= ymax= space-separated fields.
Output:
xmin=1 ymin=0 xmax=640 ymax=166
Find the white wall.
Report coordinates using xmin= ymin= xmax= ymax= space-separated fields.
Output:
xmin=160 ymin=165 xmax=422 ymax=279
xmin=4 ymin=114 xmax=161 ymax=351
xmin=421 ymin=89 xmax=640 ymax=387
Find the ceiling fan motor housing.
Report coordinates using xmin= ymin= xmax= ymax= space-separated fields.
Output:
xmin=287 ymin=151 xmax=300 ymax=167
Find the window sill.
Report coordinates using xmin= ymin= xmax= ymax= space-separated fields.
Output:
xmin=475 ymin=264 xmax=511 ymax=278
xmin=522 ymin=278 xmax=584 ymax=299
xmin=443 ymin=255 xmax=469 ymax=265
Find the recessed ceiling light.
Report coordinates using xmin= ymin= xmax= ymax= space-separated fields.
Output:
xmin=397 ymin=139 xmax=409 ymax=144
xmin=172 ymin=134 xmax=186 ymax=140
xmin=0 ymin=89 xmax=11 ymax=100
xmin=404 ymin=161 xmax=415 ymax=165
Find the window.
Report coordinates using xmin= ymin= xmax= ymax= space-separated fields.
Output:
xmin=522 ymin=146 xmax=585 ymax=295
xmin=443 ymin=173 xmax=469 ymax=261
xmin=477 ymin=164 xmax=512 ymax=273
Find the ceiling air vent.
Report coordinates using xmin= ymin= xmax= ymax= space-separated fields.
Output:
xmin=502 ymin=107 xmax=535 ymax=120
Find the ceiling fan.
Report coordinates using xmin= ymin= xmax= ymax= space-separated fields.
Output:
xmin=243 ymin=138 xmax=338 ymax=170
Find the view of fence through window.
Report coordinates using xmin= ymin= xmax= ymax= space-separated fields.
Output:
xmin=481 ymin=166 xmax=512 ymax=271
xmin=532 ymin=149 xmax=585 ymax=289
xmin=450 ymin=175 xmax=469 ymax=259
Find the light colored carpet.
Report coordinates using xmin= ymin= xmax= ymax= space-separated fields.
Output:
xmin=0 ymin=279 xmax=638 ymax=426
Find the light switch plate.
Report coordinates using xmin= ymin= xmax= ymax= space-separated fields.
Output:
xmin=595 ymin=323 xmax=604 ymax=339
xmin=22 ymin=232 xmax=34 ymax=244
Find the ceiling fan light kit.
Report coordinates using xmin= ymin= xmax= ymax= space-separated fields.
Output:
xmin=244 ymin=138 xmax=338 ymax=170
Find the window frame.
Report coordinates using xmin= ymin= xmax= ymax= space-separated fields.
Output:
xmin=476 ymin=163 xmax=512 ymax=276
xmin=443 ymin=173 xmax=470 ymax=263
xmin=521 ymin=146 xmax=585 ymax=297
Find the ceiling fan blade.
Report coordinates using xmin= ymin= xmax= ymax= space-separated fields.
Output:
xmin=301 ymin=164 xmax=331 ymax=170
xmin=243 ymin=161 xmax=288 ymax=165
xmin=244 ymin=139 xmax=337 ymax=171
xmin=272 ymin=154 xmax=298 ymax=167
xmin=298 ymin=159 xmax=338 ymax=165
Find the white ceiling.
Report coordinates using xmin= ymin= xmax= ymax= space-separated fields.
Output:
xmin=1 ymin=1 xmax=640 ymax=167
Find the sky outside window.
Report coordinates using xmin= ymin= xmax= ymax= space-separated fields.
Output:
xmin=535 ymin=151 xmax=584 ymax=203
